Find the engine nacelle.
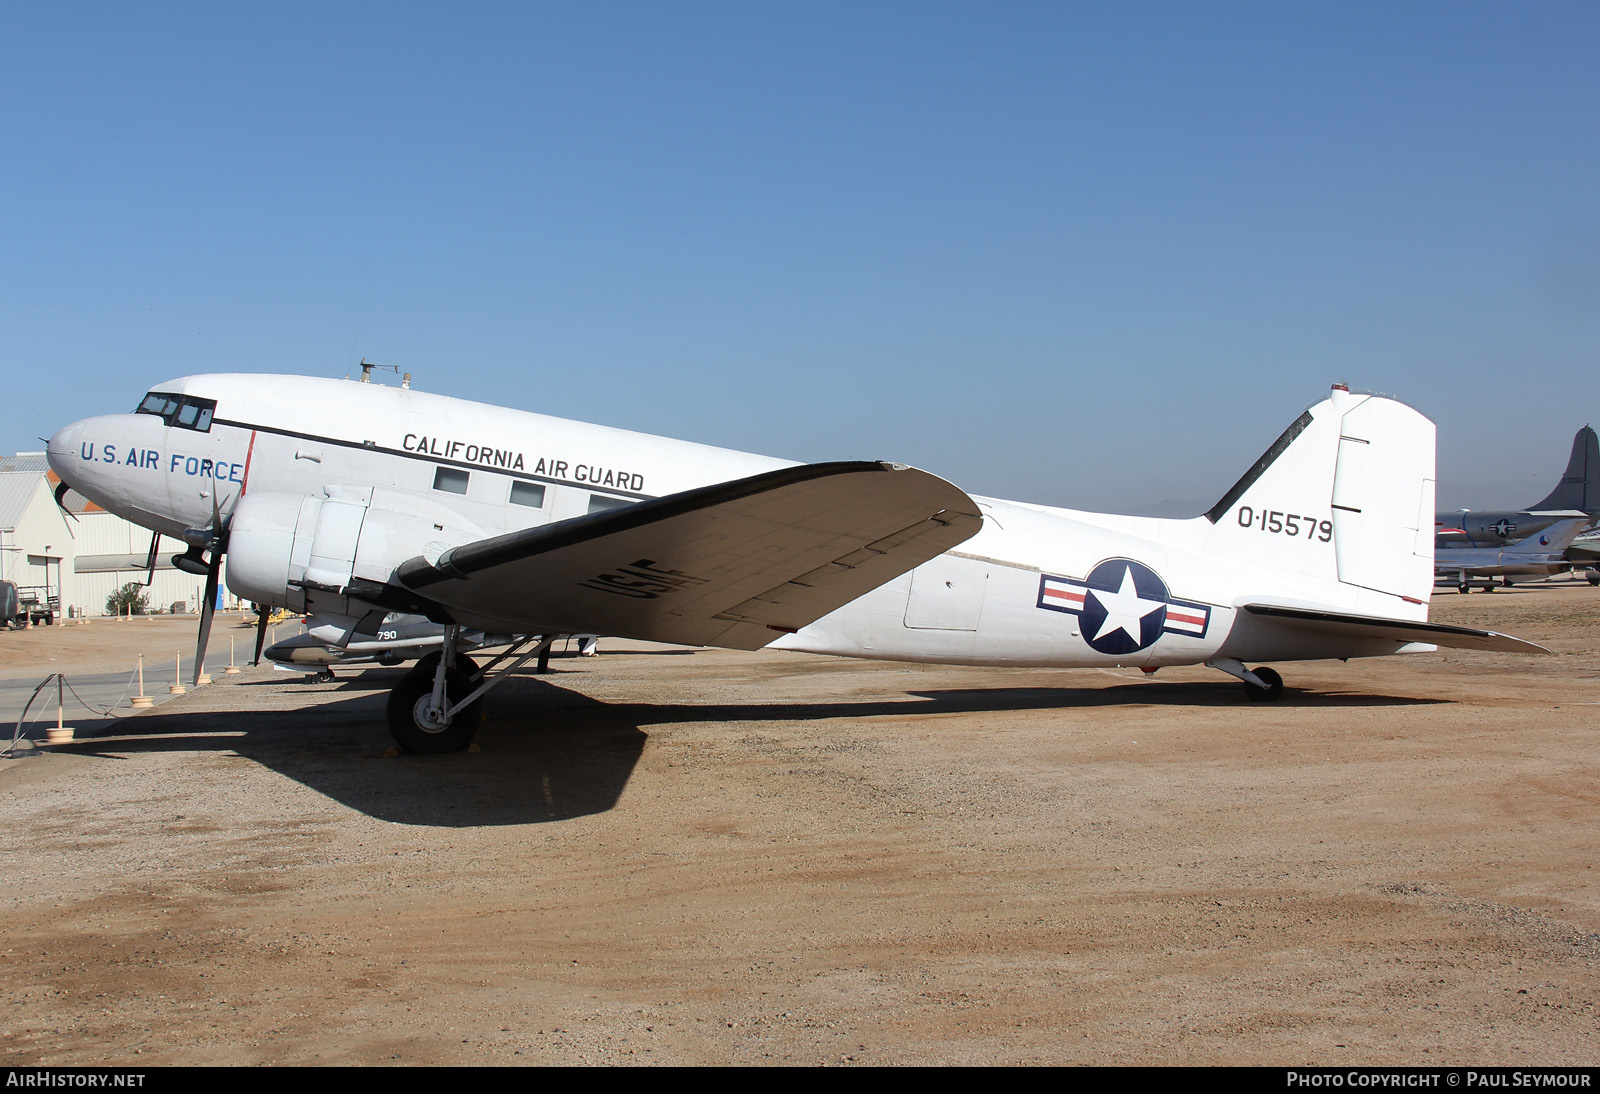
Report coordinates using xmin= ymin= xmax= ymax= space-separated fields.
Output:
xmin=226 ymin=486 xmax=487 ymax=616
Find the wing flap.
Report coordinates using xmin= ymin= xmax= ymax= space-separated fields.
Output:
xmin=395 ymin=461 xmax=982 ymax=649
xmin=1240 ymin=603 xmax=1548 ymax=654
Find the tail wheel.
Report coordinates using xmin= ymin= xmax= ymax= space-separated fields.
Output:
xmin=1242 ymin=666 xmax=1284 ymax=702
xmin=386 ymin=668 xmax=482 ymax=753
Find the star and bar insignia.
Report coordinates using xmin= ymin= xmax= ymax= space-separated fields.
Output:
xmin=1037 ymin=558 xmax=1212 ymax=656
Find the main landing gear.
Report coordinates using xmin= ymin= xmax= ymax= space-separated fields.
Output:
xmin=384 ymin=629 xmax=556 ymax=754
xmin=1207 ymin=657 xmax=1285 ymax=701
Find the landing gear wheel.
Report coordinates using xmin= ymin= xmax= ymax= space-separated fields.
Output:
xmin=1458 ymin=583 xmax=1470 ymax=594
xmin=1243 ymin=666 xmax=1284 ymax=702
xmin=386 ymin=668 xmax=482 ymax=753
xmin=408 ymin=651 xmax=480 ymax=681
xmin=315 ymin=669 xmax=336 ymax=683
xmin=1588 ymin=572 xmax=1600 ymax=587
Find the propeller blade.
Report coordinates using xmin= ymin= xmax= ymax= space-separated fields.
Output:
xmin=52 ymin=481 xmax=80 ymax=524
xmin=193 ymin=557 xmax=219 ymax=685
xmin=252 ymin=607 xmax=271 ymax=666
xmin=143 ymin=531 xmax=159 ymax=587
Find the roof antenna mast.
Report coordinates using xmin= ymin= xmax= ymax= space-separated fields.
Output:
xmin=355 ymin=358 xmax=412 ymax=388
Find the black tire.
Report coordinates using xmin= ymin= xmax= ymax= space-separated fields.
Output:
xmin=408 ymin=651 xmax=481 ymax=681
xmin=1458 ymin=584 xmax=1470 ymax=594
xmin=1588 ymin=573 xmax=1599 ymax=587
xmin=386 ymin=668 xmax=482 ymax=753
xmin=1242 ymin=666 xmax=1284 ymax=702
xmin=315 ymin=669 xmax=336 ymax=683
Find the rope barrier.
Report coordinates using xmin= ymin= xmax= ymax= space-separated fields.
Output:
xmin=3 ymin=661 xmax=164 ymax=757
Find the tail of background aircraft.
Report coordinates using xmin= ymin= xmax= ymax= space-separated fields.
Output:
xmin=1501 ymin=516 xmax=1590 ymax=556
xmin=1197 ymin=385 xmax=1435 ymax=612
xmin=1526 ymin=425 xmax=1599 ymax=513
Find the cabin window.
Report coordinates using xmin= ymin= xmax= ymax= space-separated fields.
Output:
xmin=135 ymin=392 xmax=215 ymax=432
xmin=588 ymin=494 xmax=630 ymax=515
xmin=509 ymin=482 xmax=546 ymax=508
xmin=433 ymin=467 xmax=470 ymax=494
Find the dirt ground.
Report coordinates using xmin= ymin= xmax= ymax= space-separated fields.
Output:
xmin=1 ymin=585 xmax=1597 ymax=1066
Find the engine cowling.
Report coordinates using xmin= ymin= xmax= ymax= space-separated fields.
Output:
xmin=226 ymin=486 xmax=487 ymax=616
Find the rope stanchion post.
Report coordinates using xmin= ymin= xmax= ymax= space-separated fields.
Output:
xmin=46 ymin=675 xmax=72 ymax=744
xmin=131 ymin=655 xmax=153 ymax=708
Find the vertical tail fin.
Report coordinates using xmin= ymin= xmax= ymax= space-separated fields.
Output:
xmin=1201 ymin=385 xmax=1435 ymax=609
xmin=1501 ymin=516 xmax=1590 ymax=555
xmin=1526 ymin=426 xmax=1599 ymax=513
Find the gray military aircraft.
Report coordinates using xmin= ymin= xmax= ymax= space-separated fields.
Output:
xmin=1564 ymin=526 xmax=1600 ymax=585
xmin=1435 ymin=426 xmax=1599 ymax=549
xmin=262 ymin=612 xmax=514 ymax=681
xmin=1435 ymin=517 xmax=1591 ymax=593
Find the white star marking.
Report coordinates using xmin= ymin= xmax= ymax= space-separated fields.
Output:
xmin=1086 ymin=566 xmax=1166 ymax=647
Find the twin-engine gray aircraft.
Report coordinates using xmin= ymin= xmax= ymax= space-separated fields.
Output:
xmin=48 ymin=376 xmax=1541 ymax=753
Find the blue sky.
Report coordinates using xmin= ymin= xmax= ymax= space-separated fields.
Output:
xmin=4 ymin=2 xmax=1596 ymax=513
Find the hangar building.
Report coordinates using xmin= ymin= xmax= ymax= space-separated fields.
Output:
xmin=0 ymin=453 xmax=227 ymax=618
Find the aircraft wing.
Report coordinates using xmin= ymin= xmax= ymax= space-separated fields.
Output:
xmin=1240 ymin=604 xmax=1548 ymax=654
xmin=390 ymin=461 xmax=983 ymax=649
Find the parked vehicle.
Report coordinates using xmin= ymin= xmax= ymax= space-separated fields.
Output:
xmin=0 ymin=581 xmax=21 ymax=629
xmin=11 ymin=585 xmax=57 ymax=626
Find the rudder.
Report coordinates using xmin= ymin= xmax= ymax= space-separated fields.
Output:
xmin=1201 ymin=385 xmax=1435 ymax=608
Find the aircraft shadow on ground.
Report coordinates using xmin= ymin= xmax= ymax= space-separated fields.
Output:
xmin=52 ymin=671 xmax=1446 ymax=828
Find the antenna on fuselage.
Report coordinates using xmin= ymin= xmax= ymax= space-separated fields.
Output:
xmin=355 ymin=358 xmax=408 ymax=387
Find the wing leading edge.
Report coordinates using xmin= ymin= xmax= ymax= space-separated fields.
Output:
xmin=395 ymin=461 xmax=983 ymax=649
xmin=1240 ymin=603 xmax=1548 ymax=654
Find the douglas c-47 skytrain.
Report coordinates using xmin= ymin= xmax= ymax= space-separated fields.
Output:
xmin=47 ymin=376 xmax=1542 ymax=753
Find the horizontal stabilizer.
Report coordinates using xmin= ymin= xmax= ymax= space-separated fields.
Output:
xmin=1240 ymin=603 xmax=1548 ymax=654
xmin=395 ymin=461 xmax=982 ymax=649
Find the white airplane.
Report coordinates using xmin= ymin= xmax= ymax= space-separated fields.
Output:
xmin=47 ymin=376 xmax=1542 ymax=753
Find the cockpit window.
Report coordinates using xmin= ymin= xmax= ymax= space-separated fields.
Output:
xmin=135 ymin=391 xmax=216 ymax=432
xmin=138 ymin=392 xmax=181 ymax=418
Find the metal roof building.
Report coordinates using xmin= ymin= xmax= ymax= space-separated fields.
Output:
xmin=1 ymin=453 xmax=222 ymax=617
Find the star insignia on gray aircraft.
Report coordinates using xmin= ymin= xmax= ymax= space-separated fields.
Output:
xmin=1037 ymin=558 xmax=1211 ymax=655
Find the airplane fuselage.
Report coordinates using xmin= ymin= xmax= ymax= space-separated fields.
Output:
xmin=49 ymin=374 xmax=1442 ymax=677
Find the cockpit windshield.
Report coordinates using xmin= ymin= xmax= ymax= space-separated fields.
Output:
xmin=135 ymin=391 xmax=215 ymax=432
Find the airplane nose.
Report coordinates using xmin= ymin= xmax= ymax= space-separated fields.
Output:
xmin=46 ymin=420 xmax=86 ymax=480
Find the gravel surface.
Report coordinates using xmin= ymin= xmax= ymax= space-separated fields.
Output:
xmin=1 ymin=587 xmax=1597 ymax=1065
